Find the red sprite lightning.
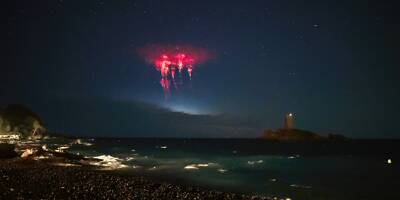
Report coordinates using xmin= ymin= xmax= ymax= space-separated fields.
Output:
xmin=138 ymin=44 xmax=211 ymax=97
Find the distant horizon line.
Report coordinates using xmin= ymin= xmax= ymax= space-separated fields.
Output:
xmin=49 ymin=134 xmax=400 ymax=141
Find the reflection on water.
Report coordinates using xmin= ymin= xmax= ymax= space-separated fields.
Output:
xmin=39 ymin=138 xmax=399 ymax=200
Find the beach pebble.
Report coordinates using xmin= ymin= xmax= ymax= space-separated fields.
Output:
xmin=0 ymin=158 xmax=273 ymax=200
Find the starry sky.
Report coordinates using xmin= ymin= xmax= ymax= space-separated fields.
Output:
xmin=3 ymin=0 xmax=400 ymax=138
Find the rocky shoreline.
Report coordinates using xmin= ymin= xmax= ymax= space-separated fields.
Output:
xmin=1 ymin=156 xmax=271 ymax=200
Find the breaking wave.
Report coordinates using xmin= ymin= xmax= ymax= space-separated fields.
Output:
xmin=91 ymin=155 xmax=129 ymax=170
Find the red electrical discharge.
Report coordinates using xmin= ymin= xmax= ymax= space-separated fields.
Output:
xmin=138 ymin=44 xmax=211 ymax=97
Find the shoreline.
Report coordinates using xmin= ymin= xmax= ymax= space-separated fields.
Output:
xmin=0 ymin=158 xmax=271 ymax=200
xmin=3 ymin=138 xmax=397 ymax=200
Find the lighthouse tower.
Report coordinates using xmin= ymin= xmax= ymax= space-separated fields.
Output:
xmin=284 ymin=113 xmax=294 ymax=130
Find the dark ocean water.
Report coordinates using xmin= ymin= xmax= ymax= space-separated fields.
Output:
xmin=43 ymin=138 xmax=399 ymax=200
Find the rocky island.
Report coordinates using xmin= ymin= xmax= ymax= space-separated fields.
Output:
xmin=262 ymin=113 xmax=347 ymax=141
xmin=262 ymin=128 xmax=323 ymax=141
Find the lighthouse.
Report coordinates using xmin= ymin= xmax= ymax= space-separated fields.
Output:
xmin=284 ymin=113 xmax=294 ymax=130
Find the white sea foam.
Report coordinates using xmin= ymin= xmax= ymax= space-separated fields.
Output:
xmin=41 ymin=145 xmax=48 ymax=151
xmin=247 ymin=160 xmax=263 ymax=165
xmin=92 ymin=155 xmax=128 ymax=170
xmin=55 ymin=145 xmax=70 ymax=153
xmin=290 ymin=184 xmax=312 ymax=189
xmin=125 ymin=156 xmax=135 ymax=161
xmin=148 ymin=166 xmax=158 ymax=170
xmin=34 ymin=156 xmax=50 ymax=160
xmin=184 ymin=164 xmax=199 ymax=170
xmin=184 ymin=163 xmax=219 ymax=170
xmin=288 ymin=155 xmax=300 ymax=159
xmin=52 ymin=162 xmax=80 ymax=167
xmin=217 ymin=168 xmax=228 ymax=173
xmin=20 ymin=148 xmax=35 ymax=158
xmin=72 ymin=139 xmax=93 ymax=146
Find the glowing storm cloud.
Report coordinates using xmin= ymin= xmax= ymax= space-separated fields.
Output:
xmin=138 ymin=44 xmax=211 ymax=97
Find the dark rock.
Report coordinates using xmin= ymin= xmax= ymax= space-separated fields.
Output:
xmin=262 ymin=128 xmax=348 ymax=142
xmin=262 ymin=128 xmax=323 ymax=141
xmin=0 ymin=143 xmax=18 ymax=159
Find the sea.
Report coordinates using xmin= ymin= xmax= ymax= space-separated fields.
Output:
xmin=40 ymin=138 xmax=399 ymax=200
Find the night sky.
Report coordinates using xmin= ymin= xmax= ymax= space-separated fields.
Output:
xmin=4 ymin=0 xmax=400 ymax=138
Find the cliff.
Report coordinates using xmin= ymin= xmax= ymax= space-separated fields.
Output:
xmin=0 ymin=104 xmax=47 ymax=139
